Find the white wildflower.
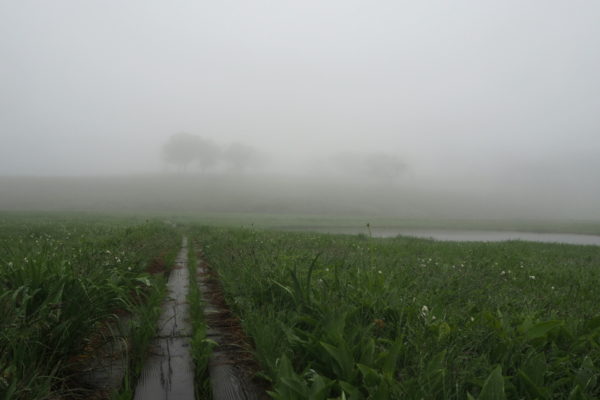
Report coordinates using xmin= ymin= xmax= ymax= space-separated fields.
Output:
xmin=500 ymin=270 xmax=506 ymax=275
xmin=378 ymin=270 xmax=383 ymax=274
xmin=421 ymin=305 xmax=429 ymax=316
xmin=529 ymin=275 xmax=536 ymax=280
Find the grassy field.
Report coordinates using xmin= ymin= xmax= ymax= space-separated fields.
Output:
xmin=3 ymin=173 xmax=599 ymax=224
xmin=178 ymin=213 xmax=600 ymax=235
xmin=0 ymin=214 xmax=180 ymax=399
xmin=193 ymin=225 xmax=600 ymax=399
xmin=2 ymin=212 xmax=600 ymax=399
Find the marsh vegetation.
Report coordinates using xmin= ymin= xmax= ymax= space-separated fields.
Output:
xmin=193 ymin=225 xmax=600 ymax=399
xmin=2 ymin=213 xmax=600 ymax=399
xmin=0 ymin=215 xmax=179 ymax=399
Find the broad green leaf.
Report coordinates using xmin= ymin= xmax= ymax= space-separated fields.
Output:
xmin=338 ymin=381 xmax=362 ymax=400
xmin=357 ymin=363 xmax=381 ymax=387
xmin=359 ymin=338 xmax=375 ymax=365
xmin=134 ymin=276 xmax=151 ymax=287
xmin=381 ymin=336 xmax=403 ymax=378
xmin=309 ymin=373 xmax=333 ymax=399
xmin=280 ymin=377 xmax=310 ymax=398
xmin=321 ymin=341 xmax=355 ymax=380
xmin=276 ymin=354 xmax=295 ymax=376
xmin=423 ymin=350 xmax=446 ymax=393
xmin=437 ymin=321 xmax=452 ymax=340
xmin=371 ymin=379 xmax=389 ymax=400
xmin=525 ymin=320 xmax=563 ymax=341
xmin=575 ymin=356 xmax=596 ymax=391
xmin=478 ymin=366 xmax=506 ymax=400
xmin=271 ymin=280 xmax=293 ymax=297
xmin=517 ymin=369 xmax=549 ymax=400
xmin=518 ymin=315 xmax=534 ymax=334
xmin=521 ymin=352 xmax=546 ymax=387
xmin=568 ymin=385 xmax=586 ymax=400
xmin=583 ymin=316 xmax=600 ymax=333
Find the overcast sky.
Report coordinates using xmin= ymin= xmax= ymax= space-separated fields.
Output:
xmin=1 ymin=1 xmax=599 ymax=183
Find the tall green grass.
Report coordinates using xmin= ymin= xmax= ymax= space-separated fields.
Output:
xmin=187 ymin=241 xmax=215 ymax=399
xmin=194 ymin=226 xmax=600 ymax=399
xmin=0 ymin=217 xmax=179 ymax=399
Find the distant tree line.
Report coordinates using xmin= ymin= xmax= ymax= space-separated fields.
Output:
xmin=330 ymin=151 xmax=407 ymax=180
xmin=162 ymin=132 xmax=262 ymax=173
xmin=162 ymin=132 xmax=407 ymax=180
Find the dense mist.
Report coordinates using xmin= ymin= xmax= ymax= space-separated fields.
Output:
xmin=1 ymin=1 xmax=599 ymax=220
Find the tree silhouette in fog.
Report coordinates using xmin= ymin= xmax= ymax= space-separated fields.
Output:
xmin=194 ymin=137 xmax=220 ymax=172
xmin=222 ymin=142 xmax=262 ymax=173
xmin=363 ymin=152 xmax=406 ymax=180
xmin=330 ymin=151 xmax=407 ymax=180
xmin=162 ymin=132 xmax=220 ymax=172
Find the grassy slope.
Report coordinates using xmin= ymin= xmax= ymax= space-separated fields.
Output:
xmin=2 ymin=174 xmax=599 ymax=232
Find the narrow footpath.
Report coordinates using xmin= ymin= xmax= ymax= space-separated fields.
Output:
xmin=134 ymin=236 xmax=195 ymax=400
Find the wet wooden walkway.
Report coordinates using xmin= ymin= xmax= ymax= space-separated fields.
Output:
xmin=134 ymin=237 xmax=195 ymax=400
xmin=197 ymin=251 xmax=266 ymax=400
xmin=133 ymin=236 xmax=266 ymax=400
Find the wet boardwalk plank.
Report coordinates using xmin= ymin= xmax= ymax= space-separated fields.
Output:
xmin=134 ymin=237 xmax=195 ymax=400
xmin=197 ymin=254 xmax=267 ymax=400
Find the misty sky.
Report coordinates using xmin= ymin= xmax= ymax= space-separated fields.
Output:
xmin=1 ymin=1 xmax=599 ymax=185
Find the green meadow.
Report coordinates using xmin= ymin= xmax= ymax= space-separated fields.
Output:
xmin=193 ymin=225 xmax=600 ymax=399
xmin=2 ymin=212 xmax=600 ymax=399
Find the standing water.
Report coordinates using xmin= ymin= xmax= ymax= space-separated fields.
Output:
xmin=287 ymin=227 xmax=600 ymax=246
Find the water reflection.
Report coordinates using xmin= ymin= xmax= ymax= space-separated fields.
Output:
xmin=290 ymin=227 xmax=600 ymax=246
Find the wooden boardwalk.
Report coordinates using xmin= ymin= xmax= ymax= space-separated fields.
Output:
xmin=197 ymin=254 xmax=266 ymax=400
xmin=133 ymin=236 xmax=266 ymax=400
xmin=134 ymin=237 xmax=195 ymax=400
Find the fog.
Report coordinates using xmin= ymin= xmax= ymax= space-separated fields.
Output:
xmin=1 ymin=1 xmax=599 ymax=220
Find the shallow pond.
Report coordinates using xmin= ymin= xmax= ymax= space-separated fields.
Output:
xmin=288 ymin=227 xmax=600 ymax=246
